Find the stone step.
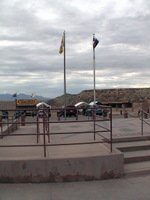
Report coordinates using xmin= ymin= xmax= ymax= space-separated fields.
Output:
xmin=124 ymin=161 xmax=150 ymax=177
xmin=113 ymin=139 xmax=150 ymax=155
xmin=124 ymin=149 xmax=150 ymax=163
xmin=119 ymin=145 xmax=150 ymax=152
xmin=114 ymin=140 xmax=150 ymax=176
xmin=114 ymin=141 xmax=150 ymax=152
xmin=117 ymin=145 xmax=150 ymax=152
xmin=114 ymin=140 xmax=150 ymax=147
xmin=112 ymin=135 xmax=150 ymax=143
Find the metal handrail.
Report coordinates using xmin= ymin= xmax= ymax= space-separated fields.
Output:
xmin=138 ymin=110 xmax=150 ymax=136
xmin=0 ymin=106 xmax=113 ymax=157
xmin=119 ymin=109 xmax=150 ymax=136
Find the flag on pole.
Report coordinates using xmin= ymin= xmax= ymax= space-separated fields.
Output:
xmin=59 ymin=34 xmax=64 ymax=54
xmin=12 ymin=93 xmax=17 ymax=98
xmin=93 ymin=36 xmax=99 ymax=48
xmin=31 ymin=93 xmax=36 ymax=98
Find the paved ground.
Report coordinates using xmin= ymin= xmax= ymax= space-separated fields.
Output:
xmin=0 ymin=116 xmax=108 ymax=159
xmin=0 ymin=116 xmax=150 ymax=159
xmin=0 ymin=120 xmax=111 ymax=159
xmin=0 ymin=115 xmax=150 ymax=199
xmin=0 ymin=175 xmax=150 ymax=200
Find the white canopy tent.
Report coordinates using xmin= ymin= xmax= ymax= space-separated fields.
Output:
xmin=36 ymin=102 xmax=51 ymax=109
xmin=89 ymin=101 xmax=101 ymax=106
xmin=74 ymin=102 xmax=88 ymax=107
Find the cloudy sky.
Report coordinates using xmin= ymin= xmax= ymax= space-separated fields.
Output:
xmin=0 ymin=0 xmax=150 ymax=98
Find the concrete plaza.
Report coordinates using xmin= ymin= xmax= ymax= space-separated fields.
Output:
xmin=0 ymin=175 xmax=150 ymax=200
xmin=0 ymin=116 xmax=149 ymax=159
xmin=0 ymin=115 xmax=150 ymax=199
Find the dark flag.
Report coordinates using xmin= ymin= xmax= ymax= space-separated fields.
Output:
xmin=93 ymin=37 xmax=99 ymax=48
xmin=12 ymin=93 xmax=17 ymax=98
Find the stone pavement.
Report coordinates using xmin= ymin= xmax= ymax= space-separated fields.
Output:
xmin=112 ymin=117 xmax=150 ymax=137
xmin=0 ymin=116 xmax=149 ymax=159
xmin=0 ymin=116 xmax=150 ymax=199
xmin=0 ymin=175 xmax=150 ymax=200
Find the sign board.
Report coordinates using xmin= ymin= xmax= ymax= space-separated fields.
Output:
xmin=16 ymin=99 xmax=37 ymax=106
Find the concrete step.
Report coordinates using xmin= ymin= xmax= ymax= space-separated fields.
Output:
xmin=119 ymin=145 xmax=150 ymax=152
xmin=112 ymin=135 xmax=150 ymax=143
xmin=113 ymin=135 xmax=150 ymax=177
xmin=114 ymin=140 xmax=150 ymax=152
xmin=124 ymin=149 xmax=150 ymax=163
xmin=124 ymin=161 xmax=150 ymax=177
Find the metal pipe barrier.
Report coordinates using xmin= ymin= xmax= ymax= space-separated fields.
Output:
xmin=124 ymin=109 xmax=150 ymax=137
xmin=138 ymin=110 xmax=150 ymax=136
xmin=0 ymin=106 xmax=112 ymax=157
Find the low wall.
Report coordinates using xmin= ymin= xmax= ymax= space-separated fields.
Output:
xmin=0 ymin=119 xmax=19 ymax=137
xmin=0 ymin=151 xmax=124 ymax=183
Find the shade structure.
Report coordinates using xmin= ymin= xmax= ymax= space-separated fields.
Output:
xmin=36 ymin=102 xmax=51 ymax=109
xmin=74 ymin=102 xmax=88 ymax=108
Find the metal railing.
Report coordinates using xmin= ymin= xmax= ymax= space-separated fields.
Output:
xmin=138 ymin=110 xmax=150 ymax=136
xmin=117 ymin=109 xmax=150 ymax=137
xmin=0 ymin=106 xmax=112 ymax=157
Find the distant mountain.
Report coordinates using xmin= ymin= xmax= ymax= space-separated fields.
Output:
xmin=0 ymin=93 xmax=49 ymax=102
xmin=48 ymin=88 xmax=150 ymax=107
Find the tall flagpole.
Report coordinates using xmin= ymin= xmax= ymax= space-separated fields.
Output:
xmin=93 ymin=34 xmax=99 ymax=106
xmin=63 ymin=31 xmax=67 ymax=119
xmin=59 ymin=31 xmax=67 ymax=118
xmin=63 ymin=31 xmax=67 ymax=111
xmin=93 ymin=34 xmax=96 ymax=105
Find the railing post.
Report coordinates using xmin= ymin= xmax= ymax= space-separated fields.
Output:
xmin=141 ymin=110 xmax=144 ymax=136
xmin=76 ymin=108 xmax=78 ymax=120
xmin=93 ymin=107 xmax=96 ymax=141
xmin=110 ymin=107 xmax=112 ymax=152
xmin=0 ymin=117 xmax=2 ymax=137
xmin=48 ymin=117 xmax=50 ymax=143
xmin=36 ymin=116 xmax=39 ymax=143
xmin=11 ymin=117 xmax=13 ymax=132
xmin=7 ymin=118 xmax=9 ymax=134
xmin=43 ymin=114 xmax=46 ymax=157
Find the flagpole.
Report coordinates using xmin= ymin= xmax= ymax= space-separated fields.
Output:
xmin=93 ymin=34 xmax=96 ymax=105
xmin=63 ymin=31 xmax=67 ymax=118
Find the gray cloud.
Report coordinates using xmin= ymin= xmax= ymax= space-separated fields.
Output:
xmin=0 ymin=0 xmax=150 ymax=98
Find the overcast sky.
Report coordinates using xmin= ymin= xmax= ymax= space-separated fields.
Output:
xmin=0 ymin=0 xmax=150 ymax=98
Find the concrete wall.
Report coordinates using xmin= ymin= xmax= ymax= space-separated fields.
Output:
xmin=0 ymin=152 xmax=124 ymax=183
xmin=0 ymin=119 xmax=19 ymax=138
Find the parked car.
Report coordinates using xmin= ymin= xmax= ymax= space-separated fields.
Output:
xmin=25 ymin=110 xmax=37 ymax=117
xmin=38 ymin=110 xmax=44 ymax=118
xmin=37 ymin=109 xmax=51 ymax=118
xmin=14 ymin=111 xmax=25 ymax=119
xmin=84 ymin=107 xmax=103 ymax=116
xmin=2 ymin=111 xmax=8 ymax=119
xmin=57 ymin=105 xmax=77 ymax=117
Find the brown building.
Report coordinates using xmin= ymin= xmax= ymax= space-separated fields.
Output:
xmin=0 ymin=101 xmax=16 ymax=110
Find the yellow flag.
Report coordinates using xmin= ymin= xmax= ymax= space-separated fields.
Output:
xmin=59 ymin=35 xmax=64 ymax=54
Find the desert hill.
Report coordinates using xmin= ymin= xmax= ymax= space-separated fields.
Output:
xmin=48 ymin=88 xmax=150 ymax=107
